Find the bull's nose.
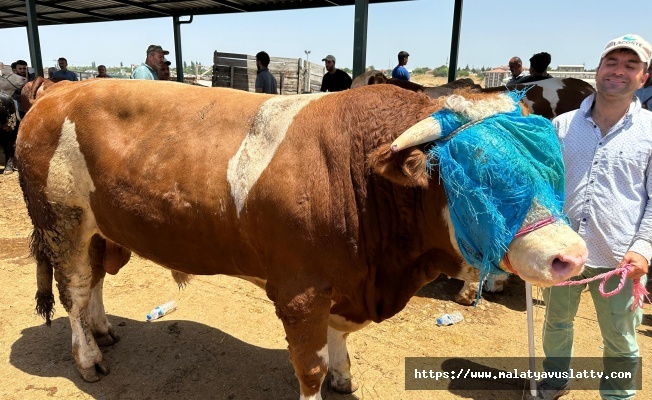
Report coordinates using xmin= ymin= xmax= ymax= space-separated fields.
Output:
xmin=551 ymin=251 xmax=587 ymax=278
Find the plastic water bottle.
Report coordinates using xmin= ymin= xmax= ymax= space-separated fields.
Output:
xmin=146 ymin=300 xmax=177 ymax=321
xmin=436 ymin=311 xmax=464 ymax=326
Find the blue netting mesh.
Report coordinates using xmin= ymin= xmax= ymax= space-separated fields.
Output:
xmin=425 ymin=92 xmax=565 ymax=291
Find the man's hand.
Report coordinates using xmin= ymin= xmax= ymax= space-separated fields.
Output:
xmin=619 ymin=251 xmax=649 ymax=280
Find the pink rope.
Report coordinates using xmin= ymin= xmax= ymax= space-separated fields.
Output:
xmin=515 ymin=216 xmax=556 ymax=237
xmin=555 ymin=264 xmax=651 ymax=311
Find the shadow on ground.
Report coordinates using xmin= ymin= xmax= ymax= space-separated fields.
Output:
xmin=10 ymin=316 xmax=357 ymax=400
xmin=416 ymin=275 xmax=529 ymax=312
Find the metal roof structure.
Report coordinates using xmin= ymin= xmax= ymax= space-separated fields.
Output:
xmin=0 ymin=0 xmax=406 ymax=29
xmin=1 ymin=0 xmax=464 ymax=83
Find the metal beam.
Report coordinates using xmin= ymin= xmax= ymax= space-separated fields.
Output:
xmin=106 ymin=0 xmax=171 ymax=16
xmin=34 ymin=0 xmax=115 ymax=22
xmin=352 ymin=0 xmax=368 ymax=79
xmin=0 ymin=6 xmax=65 ymax=25
xmin=25 ymin=0 xmax=44 ymax=77
xmin=173 ymin=15 xmax=193 ymax=83
xmin=447 ymin=0 xmax=463 ymax=83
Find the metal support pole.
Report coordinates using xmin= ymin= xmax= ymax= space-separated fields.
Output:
xmin=447 ymin=0 xmax=463 ymax=83
xmin=25 ymin=0 xmax=44 ymax=77
xmin=352 ymin=0 xmax=369 ymax=80
xmin=173 ymin=15 xmax=193 ymax=83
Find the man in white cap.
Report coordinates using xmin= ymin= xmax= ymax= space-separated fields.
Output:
xmin=132 ymin=45 xmax=169 ymax=80
xmin=530 ymin=34 xmax=651 ymax=400
xmin=319 ymin=55 xmax=352 ymax=92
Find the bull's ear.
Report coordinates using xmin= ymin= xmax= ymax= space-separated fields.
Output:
xmin=367 ymin=143 xmax=429 ymax=188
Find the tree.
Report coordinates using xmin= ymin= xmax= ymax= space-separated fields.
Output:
xmin=92 ymin=61 xmax=96 ymax=69
xmin=342 ymin=67 xmax=352 ymax=74
xmin=184 ymin=61 xmax=187 ymax=69
xmin=432 ymin=65 xmax=448 ymax=77
xmin=458 ymin=69 xmax=470 ymax=77
xmin=412 ymin=67 xmax=430 ymax=75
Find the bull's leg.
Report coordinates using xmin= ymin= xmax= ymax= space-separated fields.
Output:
xmin=273 ymin=285 xmax=331 ymax=400
xmin=455 ymin=281 xmax=478 ymax=305
xmin=37 ymin=206 xmax=108 ymax=382
xmin=327 ymin=326 xmax=358 ymax=393
xmin=86 ymin=236 xmax=121 ymax=347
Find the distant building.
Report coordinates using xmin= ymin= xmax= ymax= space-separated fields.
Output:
xmin=484 ymin=66 xmax=510 ymax=88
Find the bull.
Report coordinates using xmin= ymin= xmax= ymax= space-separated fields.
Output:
xmin=16 ymin=80 xmax=587 ymax=399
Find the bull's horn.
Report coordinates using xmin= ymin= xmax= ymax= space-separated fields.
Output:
xmin=390 ymin=117 xmax=442 ymax=153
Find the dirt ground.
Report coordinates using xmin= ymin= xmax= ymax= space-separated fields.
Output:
xmin=1 ymin=167 xmax=651 ymax=400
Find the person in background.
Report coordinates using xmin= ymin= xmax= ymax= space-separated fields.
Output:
xmin=506 ymin=56 xmax=528 ymax=84
xmin=635 ymin=63 xmax=652 ymax=109
xmin=255 ymin=51 xmax=278 ymax=94
xmin=132 ymin=45 xmax=168 ymax=80
xmin=517 ymin=52 xmax=553 ymax=84
xmin=96 ymin=65 xmax=110 ymax=78
xmin=528 ymin=34 xmax=652 ymax=400
xmin=158 ymin=60 xmax=171 ymax=81
xmin=51 ymin=57 xmax=78 ymax=81
xmin=391 ymin=51 xmax=410 ymax=80
xmin=319 ymin=54 xmax=352 ymax=92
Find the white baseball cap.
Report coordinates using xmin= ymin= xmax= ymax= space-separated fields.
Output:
xmin=600 ymin=34 xmax=651 ymax=68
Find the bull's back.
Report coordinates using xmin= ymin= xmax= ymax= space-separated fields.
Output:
xmin=17 ymin=80 xmax=305 ymax=275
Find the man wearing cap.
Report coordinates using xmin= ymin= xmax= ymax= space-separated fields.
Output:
xmin=51 ymin=57 xmax=78 ymax=82
xmin=319 ymin=55 xmax=352 ymax=92
xmin=391 ymin=51 xmax=410 ymax=81
xmin=132 ymin=45 xmax=169 ymax=80
xmin=635 ymin=63 xmax=652 ymax=109
xmin=529 ymin=34 xmax=652 ymax=400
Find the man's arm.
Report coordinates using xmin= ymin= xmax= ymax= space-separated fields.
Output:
xmin=623 ymin=157 xmax=652 ymax=279
xmin=255 ymin=74 xmax=264 ymax=93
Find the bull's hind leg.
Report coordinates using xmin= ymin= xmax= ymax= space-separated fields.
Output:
xmin=86 ymin=235 xmax=128 ymax=347
xmin=36 ymin=206 xmax=108 ymax=382
xmin=271 ymin=283 xmax=332 ymax=400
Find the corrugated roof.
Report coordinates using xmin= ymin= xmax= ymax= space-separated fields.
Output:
xmin=0 ymin=0 xmax=410 ymax=29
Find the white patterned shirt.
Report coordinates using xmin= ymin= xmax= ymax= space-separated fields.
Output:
xmin=554 ymin=93 xmax=652 ymax=268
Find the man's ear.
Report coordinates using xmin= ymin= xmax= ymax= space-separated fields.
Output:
xmin=367 ymin=143 xmax=430 ymax=188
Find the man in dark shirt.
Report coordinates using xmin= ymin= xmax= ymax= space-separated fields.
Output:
xmin=320 ymin=55 xmax=352 ymax=92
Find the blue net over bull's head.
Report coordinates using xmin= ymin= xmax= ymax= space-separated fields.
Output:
xmin=390 ymin=90 xmax=566 ymax=293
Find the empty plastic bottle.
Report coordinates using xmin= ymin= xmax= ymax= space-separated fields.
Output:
xmin=146 ymin=300 xmax=177 ymax=321
xmin=436 ymin=311 xmax=464 ymax=326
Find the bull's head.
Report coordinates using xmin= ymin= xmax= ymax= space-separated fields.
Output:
xmin=370 ymin=90 xmax=587 ymax=288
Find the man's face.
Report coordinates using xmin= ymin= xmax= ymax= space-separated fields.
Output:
xmin=98 ymin=66 xmax=106 ymax=76
xmin=325 ymin=59 xmax=335 ymax=72
xmin=15 ymin=64 xmax=27 ymax=77
xmin=401 ymin=56 xmax=409 ymax=66
xmin=596 ymin=50 xmax=648 ymax=97
xmin=147 ymin=51 xmax=166 ymax=71
xmin=159 ymin=65 xmax=170 ymax=80
xmin=509 ymin=60 xmax=522 ymax=77
xmin=58 ymin=59 xmax=67 ymax=70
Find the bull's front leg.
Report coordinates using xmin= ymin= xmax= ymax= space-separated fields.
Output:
xmin=272 ymin=283 xmax=332 ymax=400
xmin=327 ymin=326 xmax=358 ymax=393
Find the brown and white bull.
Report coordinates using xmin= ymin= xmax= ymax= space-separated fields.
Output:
xmin=16 ymin=80 xmax=587 ymax=399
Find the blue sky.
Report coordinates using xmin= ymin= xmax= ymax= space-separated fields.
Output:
xmin=2 ymin=0 xmax=651 ymax=72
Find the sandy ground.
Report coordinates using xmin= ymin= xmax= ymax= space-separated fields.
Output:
xmin=1 ymin=166 xmax=650 ymax=400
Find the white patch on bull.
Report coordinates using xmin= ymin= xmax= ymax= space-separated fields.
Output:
xmin=47 ymin=118 xmax=98 ymax=240
xmin=227 ymin=93 xmax=330 ymax=217
xmin=521 ymin=79 xmax=562 ymax=114
xmin=327 ymin=326 xmax=354 ymax=391
xmin=235 ymin=275 xmax=267 ymax=290
xmin=328 ymin=313 xmax=371 ymax=333
xmin=443 ymin=92 xmax=517 ymax=121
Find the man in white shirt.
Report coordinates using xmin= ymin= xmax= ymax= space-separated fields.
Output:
xmin=529 ymin=34 xmax=651 ymax=400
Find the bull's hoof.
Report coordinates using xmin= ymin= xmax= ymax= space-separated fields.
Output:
xmin=454 ymin=294 xmax=476 ymax=306
xmin=329 ymin=375 xmax=358 ymax=394
xmin=94 ymin=329 xmax=120 ymax=347
xmin=78 ymin=366 xmax=100 ymax=382
xmin=77 ymin=360 xmax=111 ymax=382
xmin=96 ymin=360 xmax=111 ymax=375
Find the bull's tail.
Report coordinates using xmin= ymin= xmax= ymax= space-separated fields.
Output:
xmin=31 ymin=229 xmax=55 ymax=326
